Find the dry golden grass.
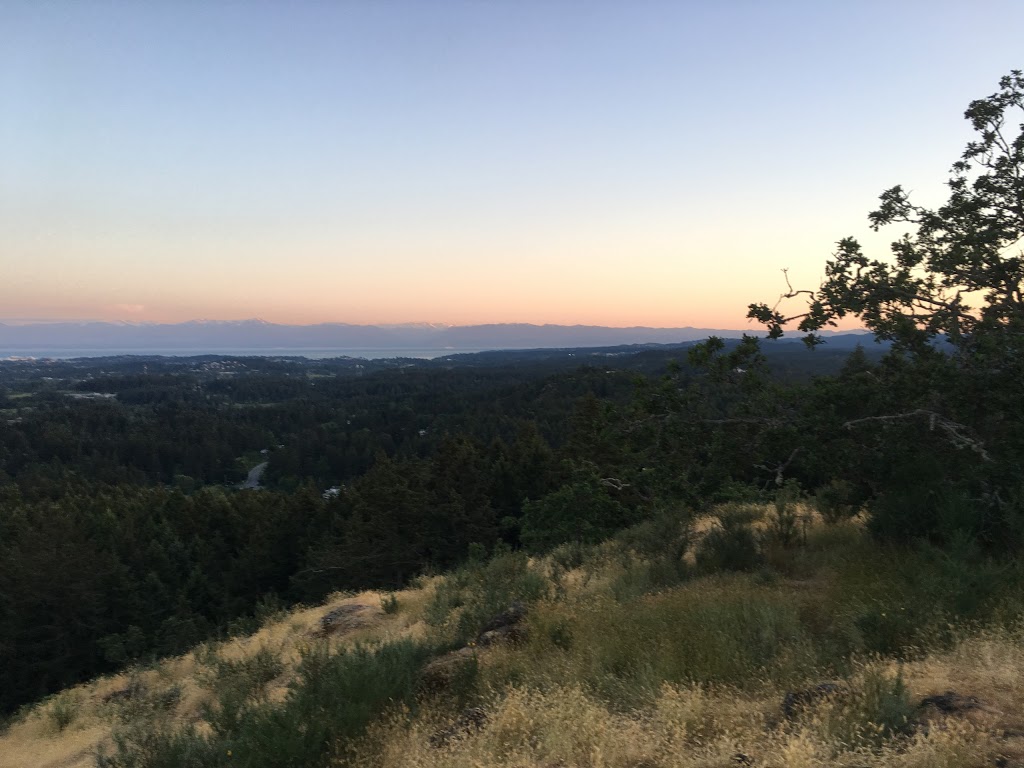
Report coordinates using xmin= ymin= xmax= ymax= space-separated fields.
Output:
xmin=0 ymin=587 xmax=432 ymax=768
xmin=357 ymin=638 xmax=1024 ymax=768
xmin=346 ymin=505 xmax=1024 ymax=768
xmin=4 ymin=504 xmax=1023 ymax=768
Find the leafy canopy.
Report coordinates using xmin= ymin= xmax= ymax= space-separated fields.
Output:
xmin=750 ymin=71 xmax=1024 ymax=355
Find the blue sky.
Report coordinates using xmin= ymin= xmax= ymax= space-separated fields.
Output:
xmin=2 ymin=1 xmax=1022 ymax=326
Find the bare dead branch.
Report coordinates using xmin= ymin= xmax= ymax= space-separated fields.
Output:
xmin=843 ymin=409 xmax=991 ymax=461
xmin=772 ymin=268 xmax=817 ymax=313
xmin=755 ymin=447 xmax=801 ymax=487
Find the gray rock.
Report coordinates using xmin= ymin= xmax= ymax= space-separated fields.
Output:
xmin=319 ymin=604 xmax=376 ymax=636
xmin=419 ymin=647 xmax=478 ymax=693
xmin=475 ymin=602 xmax=528 ymax=646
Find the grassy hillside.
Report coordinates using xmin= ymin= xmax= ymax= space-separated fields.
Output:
xmin=4 ymin=502 xmax=1024 ymax=768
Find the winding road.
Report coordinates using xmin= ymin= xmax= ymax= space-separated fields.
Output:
xmin=241 ymin=461 xmax=268 ymax=490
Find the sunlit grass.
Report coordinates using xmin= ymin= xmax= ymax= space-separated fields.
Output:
xmin=3 ymin=504 xmax=1024 ymax=768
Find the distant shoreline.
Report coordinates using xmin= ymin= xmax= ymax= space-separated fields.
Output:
xmin=0 ymin=347 xmax=488 ymax=360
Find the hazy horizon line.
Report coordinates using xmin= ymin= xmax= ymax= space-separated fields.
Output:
xmin=0 ymin=317 xmax=762 ymax=330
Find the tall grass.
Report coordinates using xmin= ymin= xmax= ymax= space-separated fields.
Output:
xmin=98 ymin=639 xmax=433 ymax=768
xmin=484 ymin=578 xmax=819 ymax=709
xmin=13 ymin=501 xmax=1024 ymax=768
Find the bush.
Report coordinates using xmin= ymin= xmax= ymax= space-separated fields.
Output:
xmin=695 ymin=517 xmax=763 ymax=573
xmin=99 ymin=639 xmax=433 ymax=768
xmin=607 ymin=510 xmax=693 ymax=600
xmin=613 ymin=508 xmax=692 ymax=567
xmin=767 ymin=480 xmax=803 ymax=548
xmin=106 ymin=679 xmax=182 ymax=726
xmin=380 ymin=593 xmax=400 ymax=614
xmin=815 ymin=478 xmax=859 ymax=524
xmin=520 ymin=479 xmax=634 ymax=552
xmin=549 ymin=540 xmax=588 ymax=572
xmin=47 ymin=691 xmax=79 ymax=733
xmin=812 ymin=668 xmax=915 ymax=749
xmin=198 ymin=645 xmax=284 ymax=702
xmin=425 ymin=549 xmax=549 ymax=645
xmin=611 ymin=557 xmax=689 ymax=602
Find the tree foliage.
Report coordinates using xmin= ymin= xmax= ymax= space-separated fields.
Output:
xmin=750 ymin=70 xmax=1024 ymax=355
xmin=748 ymin=70 xmax=1024 ymax=547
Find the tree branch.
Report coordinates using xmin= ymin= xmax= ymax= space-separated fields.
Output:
xmin=843 ymin=409 xmax=991 ymax=461
xmin=755 ymin=447 xmax=801 ymax=487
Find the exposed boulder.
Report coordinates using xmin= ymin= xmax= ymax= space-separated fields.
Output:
xmin=318 ymin=603 xmax=380 ymax=637
xmin=475 ymin=601 xmax=528 ymax=647
xmin=419 ymin=603 xmax=530 ymax=693
xmin=419 ymin=647 xmax=477 ymax=693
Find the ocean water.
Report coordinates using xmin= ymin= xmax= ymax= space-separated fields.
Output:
xmin=0 ymin=347 xmax=487 ymax=360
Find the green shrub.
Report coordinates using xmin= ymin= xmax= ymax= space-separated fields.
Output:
xmin=254 ymin=593 xmax=287 ymax=626
xmin=813 ymin=668 xmax=915 ymax=749
xmin=713 ymin=502 xmax=764 ymax=525
xmin=424 ymin=549 xmax=549 ymax=644
xmin=614 ymin=509 xmax=692 ymax=566
xmin=97 ymin=723 xmax=214 ymax=768
xmin=608 ymin=511 xmax=693 ymax=600
xmin=854 ymin=604 xmax=925 ymax=657
xmin=861 ymin=669 xmax=914 ymax=741
xmin=199 ymin=646 xmax=284 ymax=702
xmin=106 ymin=679 xmax=182 ymax=726
xmin=815 ymin=478 xmax=859 ymax=524
xmin=549 ymin=540 xmax=588 ymax=572
xmin=520 ymin=479 xmax=634 ymax=552
xmin=767 ymin=480 xmax=803 ymax=548
xmin=99 ymin=639 xmax=433 ymax=768
xmin=380 ymin=593 xmax=400 ymax=614
xmin=610 ymin=556 xmax=688 ymax=602
xmin=47 ymin=691 xmax=79 ymax=733
xmin=234 ymin=640 xmax=432 ymax=766
xmin=695 ymin=518 xmax=763 ymax=573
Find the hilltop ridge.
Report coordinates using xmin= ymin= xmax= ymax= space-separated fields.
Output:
xmin=3 ymin=502 xmax=1023 ymax=768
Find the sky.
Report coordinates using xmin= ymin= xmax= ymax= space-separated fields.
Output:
xmin=2 ymin=1 xmax=1023 ymax=328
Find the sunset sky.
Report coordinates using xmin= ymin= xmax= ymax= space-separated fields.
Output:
xmin=3 ymin=1 xmax=1022 ymax=328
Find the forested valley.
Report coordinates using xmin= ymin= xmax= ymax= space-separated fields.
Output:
xmin=0 ymin=339 xmax=892 ymax=714
xmin=0 ymin=310 xmax=1012 ymax=721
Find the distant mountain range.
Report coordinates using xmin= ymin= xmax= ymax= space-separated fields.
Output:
xmin=0 ymin=319 xmax=871 ymax=357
